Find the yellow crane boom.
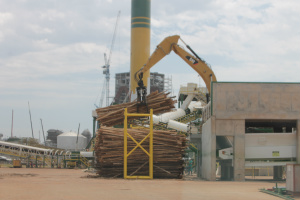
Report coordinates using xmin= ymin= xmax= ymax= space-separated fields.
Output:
xmin=135 ymin=35 xmax=217 ymax=104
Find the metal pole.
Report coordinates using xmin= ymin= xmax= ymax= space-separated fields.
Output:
xmin=40 ymin=119 xmax=46 ymax=145
xmin=93 ymin=117 xmax=96 ymax=137
xmin=11 ymin=109 xmax=13 ymax=138
xmin=124 ymin=108 xmax=128 ymax=178
xmin=76 ymin=123 xmax=80 ymax=151
xmin=149 ymin=109 xmax=153 ymax=179
xmin=28 ymin=102 xmax=34 ymax=138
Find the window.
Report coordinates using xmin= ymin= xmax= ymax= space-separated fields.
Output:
xmin=245 ymin=120 xmax=296 ymax=133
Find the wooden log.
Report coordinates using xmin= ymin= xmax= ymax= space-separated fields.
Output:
xmin=95 ymin=91 xmax=177 ymax=127
xmin=94 ymin=127 xmax=187 ymax=179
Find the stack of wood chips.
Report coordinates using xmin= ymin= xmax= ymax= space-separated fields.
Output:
xmin=94 ymin=127 xmax=187 ymax=179
xmin=95 ymin=91 xmax=176 ymax=127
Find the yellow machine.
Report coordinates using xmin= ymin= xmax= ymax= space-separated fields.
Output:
xmin=135 ymin=35 xmax=217 ymax=104
xmin=13 ymin=160 xmax=22 ymax=168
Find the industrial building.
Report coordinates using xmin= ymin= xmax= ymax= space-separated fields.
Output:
xmin=201 ymin=82 xmax=300 ymax=181
xmin=114 ymin=72 xmax=165 ymax=104
xmin=45 ymin=129 xmax=63 ymax=148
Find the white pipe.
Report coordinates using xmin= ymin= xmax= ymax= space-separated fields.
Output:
xmin=151 ymin=97 xmax=203 ymax=133
xmin=167 ymin=120 xmax=189 ymax=132
xmin=188 ymin=101 xmax=203 ymax=112
xmin=181 ymin=94 xmax=195 ymax=110
xmin=153 ymin=109 xmax=185 ymax=124
xmin=153 ymin=115 xmax=160 ymax=124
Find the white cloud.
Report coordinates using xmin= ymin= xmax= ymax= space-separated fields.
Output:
xmin=39 ymin=9 xmax=65 ymax=21
xmin=0 ymin=12 xmax=14 ymax=25
xmin=0 ymin=0 xmax=299 ymax=138
xmin=29 ymin=24 xmax=54 ymax=34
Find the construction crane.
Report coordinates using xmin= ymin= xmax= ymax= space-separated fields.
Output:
xmin=100 ymin=11 xmax=121 ymax=107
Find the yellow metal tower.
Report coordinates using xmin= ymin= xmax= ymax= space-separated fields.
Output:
xmin=130 ymin=0 xmax=151 ymax=101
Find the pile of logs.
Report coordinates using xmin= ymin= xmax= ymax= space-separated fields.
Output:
xmin=94 ymin=127 xmax=187 ymax=178
xmin=95 ymin=91 xmax=176 ymax=127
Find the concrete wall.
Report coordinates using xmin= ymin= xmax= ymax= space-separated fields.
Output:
xmin=201 ymin=82 xmax=300 ymax=181
xmin=233 ymin=120 xmax=245 ymax=181
xmin=215 ymin=119 xmax=245 ymax=181
xmin=212 ymin=83 xmax=300 ymax=120
xmin=202 ymin=117 xmax=216 ymax=180
xmin=298 ymin=120 xmax=300 ymax=164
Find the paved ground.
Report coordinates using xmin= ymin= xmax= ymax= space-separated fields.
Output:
xmin=0 ymin=168 xmax=294 ymax=200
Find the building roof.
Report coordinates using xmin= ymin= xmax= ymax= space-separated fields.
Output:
xmin=58 ymin=132 xmax=86 ymax=138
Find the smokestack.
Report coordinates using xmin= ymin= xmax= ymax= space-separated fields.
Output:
xmin=130 ymin=0 xmax=151 ymax=101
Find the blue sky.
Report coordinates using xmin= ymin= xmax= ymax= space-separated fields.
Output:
xmin=0 ymin=0 xmax=299 ymax=140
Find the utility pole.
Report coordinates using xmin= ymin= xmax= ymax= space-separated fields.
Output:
xmin=76 ymin=123 xmax=80 ymax=151
xmin=28 ymin=102 xmax=34 ymax=138
xmin=40 ymin=119 xmax=46 ymax=145
xmin=11 ymin=109 xmax=14 ymax=138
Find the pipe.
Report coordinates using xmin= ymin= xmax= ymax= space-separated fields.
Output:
xmin=167 ymin=120 xmax=189 ymax=132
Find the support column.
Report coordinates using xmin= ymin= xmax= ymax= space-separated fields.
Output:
xmin=93 ymin=117 xmax=96 ymax=137
xmin=233 ymin=120 xmax=245 ymax=181
xmin=273 ymin=166 xmax=283 ymax=180
xmin=297 ymin=120 xmax=300 ymax=164
xmin=196 ymin=142 xmax=202 ymax=178
xmin=201 ymin=116 xmax=216 ymax=180
xmin=190 ymin=133 xmax=202 ymax=178
xmin=221 ymin=162 xmax=233 ymax=181
xmin=43 ymin=155 xmax=45 ymax=168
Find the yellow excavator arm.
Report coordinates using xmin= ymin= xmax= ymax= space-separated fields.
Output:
xmin=135 ymin=35 xmax=217 ymax=104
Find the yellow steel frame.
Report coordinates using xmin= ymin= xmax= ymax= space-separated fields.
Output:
xmin=124 ymin=108 xmax=153 ymax=179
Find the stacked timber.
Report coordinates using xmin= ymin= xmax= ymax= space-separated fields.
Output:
xmin=95 ymin=91 xmax=176 ymax=127
xmin=94 ymin=127 xmax=187 ymax=179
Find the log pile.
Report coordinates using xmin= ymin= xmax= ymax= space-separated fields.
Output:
xmin=95 ymin=91 xmax=176 ymax=127
xmin=94 ymin=127 xmax=187 ymax=179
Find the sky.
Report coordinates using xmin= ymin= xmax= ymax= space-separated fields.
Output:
xmin=0 ymin=0 xmax=299 ymax=140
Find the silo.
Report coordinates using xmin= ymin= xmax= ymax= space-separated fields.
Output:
xmin=57 ymin=132 xmax=87 ymax=150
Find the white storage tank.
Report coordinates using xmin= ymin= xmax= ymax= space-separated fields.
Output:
xmin=57 ymin=132 xmax=87 ymax=150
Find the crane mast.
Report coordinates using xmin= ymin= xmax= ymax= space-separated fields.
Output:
xmin=100 ymin=11 xmax=121 ymax=107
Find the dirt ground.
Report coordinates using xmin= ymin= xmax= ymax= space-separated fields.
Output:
xmin=0 ymin=167 xmax=295 ymax=200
